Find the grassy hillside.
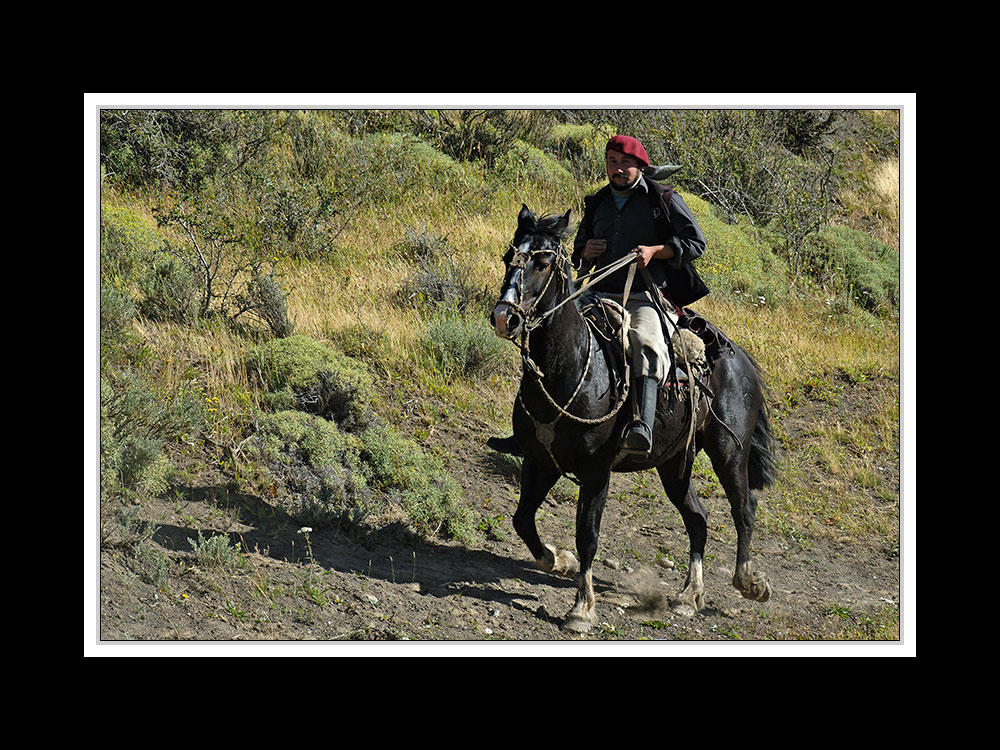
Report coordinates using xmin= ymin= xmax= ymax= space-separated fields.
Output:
xmin=96 ymin=109 xmax=901 ymax=620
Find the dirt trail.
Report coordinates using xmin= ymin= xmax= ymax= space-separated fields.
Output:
xmin=96 ymin=378 xmax=902 ymax=647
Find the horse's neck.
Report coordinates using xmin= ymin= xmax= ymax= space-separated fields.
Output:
xmin=525 ymin=291 xmax=592 ymax=386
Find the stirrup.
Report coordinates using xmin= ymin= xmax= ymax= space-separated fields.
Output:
xmin=621 ymin=420 xmax=653 ymax=455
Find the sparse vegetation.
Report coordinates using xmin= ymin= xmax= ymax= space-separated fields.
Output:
xmin=93 ymin=106 xmax=902 ymax=643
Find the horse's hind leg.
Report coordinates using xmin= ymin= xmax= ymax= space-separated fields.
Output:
xmin=512 ymin=456 xmax=578 ymax=579
xmin=705 ymin=418 xmax=772 ymax=604
xmin=657 ymin=459 xmax=708 ymax=616
xmin=716 ymin=460 xmax=771 ymax=602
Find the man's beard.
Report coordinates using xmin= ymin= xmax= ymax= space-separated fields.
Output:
xmin=610 ymin=172 xmax=641 ymax=196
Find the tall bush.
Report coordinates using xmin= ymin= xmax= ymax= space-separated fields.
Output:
xmin=100 ymin=110 xmax=283 ymax=191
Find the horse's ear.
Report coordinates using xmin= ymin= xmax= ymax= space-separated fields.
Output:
xmin=518 ymin=204 xmax=535 ymax=227
xmin=558 ymin=209 xmax=571 ymax=233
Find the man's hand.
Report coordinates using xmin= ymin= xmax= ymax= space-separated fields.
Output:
xmin=633 ymin=244 xmax=672 ymax=268
xmin=582 ymin=239 xmax=607 ymax=261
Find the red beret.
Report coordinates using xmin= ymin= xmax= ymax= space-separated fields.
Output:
xmin=606 ymin=135 xmax=649 ymax=167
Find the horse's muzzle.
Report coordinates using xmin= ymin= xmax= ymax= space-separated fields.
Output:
xmin=491 ymin=302 xmax=522 ymax=339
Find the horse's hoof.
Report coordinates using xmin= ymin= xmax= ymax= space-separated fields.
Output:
xmin=562 ymin=618 xmax=592 ymax=634
xmin=539 ymin=544 xmax=578 ymax=579
xmin=740 ymin=578 xmax=771 ymax=603
xmin=669 ymin=591 xmax=705 ymax=617
xmin=562 ymin=611 xmax=594 ymax=634
xmin=734 ymin=565 xmax=771 ymax=602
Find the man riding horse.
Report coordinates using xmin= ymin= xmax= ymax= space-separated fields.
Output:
xmin=490 ymin=134 xmax=710 ymax=457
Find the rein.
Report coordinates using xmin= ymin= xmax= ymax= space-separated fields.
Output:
xmin=522 ymin=250 xmax=640 ymax=332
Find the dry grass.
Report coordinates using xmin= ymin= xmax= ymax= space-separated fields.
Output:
xmin=693 ymin=295 xmax=898 ymax=395
xmin=838 ymin=156 xmax=900 ymax=252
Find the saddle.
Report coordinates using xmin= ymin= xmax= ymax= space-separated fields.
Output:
xmin=581 ymin=290 xmax=728 ymax=403
xmin=580 ymin=293 xmax=630 ymax=406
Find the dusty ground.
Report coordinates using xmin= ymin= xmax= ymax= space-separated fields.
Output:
xmin=94 ymin=375 xmax=904 ymax=652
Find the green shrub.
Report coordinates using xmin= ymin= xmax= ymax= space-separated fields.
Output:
xmin=131 ymin=540 xmax=171 ymax=587
xmin=100 ymin=284 xmax=136 ymax=348
xmin=236 ymin=272 xmax=293 ymax=338
xmin=420 ymin=308 xmax=513 ymax=380
xmin=350 ymin=131 xmax=476 ymax=210
xmin=100 ymin=371 xmax=204 ymax=501
xmin=138 ymin=251 xmax=199 ymax=324
xmin=393 ymin=224 xmax=453 ymax=262
xmin=247 ymin=410 xmax=370 ymax=518
xmin=360 ymin=424 xmax=473 ymax=543
xmin=244 ymin=410 xmax=473 ymax=543
xmin=800 ymin=225 xmax=899 ymax=316
xmin=396 ymin=226 xmax=493 ymax=313
xmin=247 ymin=335 xmax=375 ymax=430
xmin=188 ymin=530 xmax=244 ymax=568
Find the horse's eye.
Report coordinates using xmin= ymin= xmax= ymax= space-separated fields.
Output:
xmin=533 ymin=254 xmax=553 ymax=270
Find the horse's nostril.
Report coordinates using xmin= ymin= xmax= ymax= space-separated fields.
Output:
xmin=492 ymin=303 xmax=522 ymax=338
xmin=492 ymin=305 xmax=510 ymax=335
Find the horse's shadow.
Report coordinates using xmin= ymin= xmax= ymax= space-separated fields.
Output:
xmin=150 ymin=481 xmax=601 ymax=618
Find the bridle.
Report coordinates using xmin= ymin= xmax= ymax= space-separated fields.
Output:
xmin=497 ymin=240 xmax=640 ymax=339
xmin=495 ymin=242 xmax=563 ymax=340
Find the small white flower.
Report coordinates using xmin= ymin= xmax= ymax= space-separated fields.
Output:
xmin=298 ymin=527 xmax=313 ymax=534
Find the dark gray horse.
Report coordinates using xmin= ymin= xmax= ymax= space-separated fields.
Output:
xmin=489 ymin=205 xmax=777 ymax=633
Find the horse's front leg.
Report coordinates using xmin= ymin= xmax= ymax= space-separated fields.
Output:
xmin=512 ymin=456 xmax=577 ymax=578
xmin=562 ymin=469 xmax=611 ymax=634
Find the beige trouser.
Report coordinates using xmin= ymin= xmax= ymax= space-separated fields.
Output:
xmin=620 ymin=291 xmax=678 ymax=387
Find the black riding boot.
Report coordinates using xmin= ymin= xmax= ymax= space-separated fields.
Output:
xmin=622 ymin=376 xmax=658 ymax=455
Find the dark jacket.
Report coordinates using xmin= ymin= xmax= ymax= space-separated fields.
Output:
xmin=572 ymin=177 xmax=710 ymax=307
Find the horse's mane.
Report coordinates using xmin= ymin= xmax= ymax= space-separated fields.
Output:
xmin=533 ymin=213 xmax=574 ymax=241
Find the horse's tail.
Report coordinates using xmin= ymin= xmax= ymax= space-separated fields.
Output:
xmin=742 ymin=349 xmax=778 ymax=491
xmin=748 ymin=397 xmax=778 ymax=490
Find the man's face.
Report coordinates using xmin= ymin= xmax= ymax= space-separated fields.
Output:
xmin=606 ymin=149 xmax=642 ymax=188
